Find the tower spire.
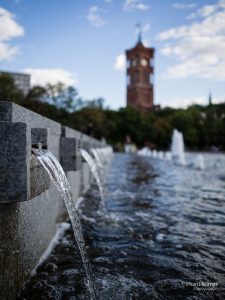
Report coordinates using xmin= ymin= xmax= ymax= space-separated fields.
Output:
xmin=135 ymin=22 xmax=142 ymax=43
xmin=208 ymin=91 xmax=212 ymax=106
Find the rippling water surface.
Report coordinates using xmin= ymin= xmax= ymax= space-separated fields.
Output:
xmin=19 ymin=153 xmax=225 ymax=300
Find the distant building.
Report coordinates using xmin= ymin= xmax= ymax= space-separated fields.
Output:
xmin=126 ymin=35 xmax=155 ymax=112
xmin=0 ymin=71 xmax=30 ymax=95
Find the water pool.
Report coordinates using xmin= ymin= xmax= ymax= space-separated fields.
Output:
xmin=19 ymin=153 xmax=225 ymax=300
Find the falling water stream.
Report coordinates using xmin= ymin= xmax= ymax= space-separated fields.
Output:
xmin=33 ymin=150 xmax=97 ymax=300
xmin=91 ymin=148 xmax=103 ymax=174
xmin=80 ymin=149 xmax=106 ymax=211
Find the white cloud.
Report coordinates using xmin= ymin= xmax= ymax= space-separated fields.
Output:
xmin=165 ymin=95 xmax=223 ymax=108
xmin=143 ymin=39 xmax=149 ymax=47
xmin=0 ymin=7 xmax=24 ymax=41
xmin=87 ymin=6 xmax=105 ymax=27
xmin=24 ymin=68 xmax=77 ymax=87
xmin=0 ymin=42 xmax=20 ymax=61
xmin=114 ymin=54 xmax=126 ymax=71
xmin=173 ymin=3 xmax=197 ymax=10
xmin=168 ymin=95 xmax=207 ymax=108
xmin=157 ymin=0 xmax=225 ymax=80
xmin=0 ymin=7 xmax=24 ymax=61
xmin=200 ymin=4 xmax=217 ymax=17
xmin=186 ymin=3 xmax=218 ymax=19
xmin=124 ymin=0 xmax=149 ymax=12
xmin=186 ymin=12 xmax=197 ymax=20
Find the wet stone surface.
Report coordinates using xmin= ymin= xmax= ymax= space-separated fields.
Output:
xmin=19 ymin=153 xmax=225 ymax=299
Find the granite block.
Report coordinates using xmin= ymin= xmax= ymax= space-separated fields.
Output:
xmin=0 ymin=122 xmax=30 ymax=203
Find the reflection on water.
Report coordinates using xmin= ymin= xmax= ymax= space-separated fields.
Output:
xmin=19 ymin=153 xmax=225 ymax=300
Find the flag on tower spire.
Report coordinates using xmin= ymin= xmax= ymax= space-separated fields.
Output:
xmin=135 ymin=22 xmax=142 ymax=42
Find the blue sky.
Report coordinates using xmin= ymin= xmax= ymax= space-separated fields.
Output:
xmin=0 ymin=0 xmax=225 ymax=109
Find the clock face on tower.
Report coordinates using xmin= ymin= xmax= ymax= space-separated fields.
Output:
xmin=141 ymin=58 xmax=148 ymax=66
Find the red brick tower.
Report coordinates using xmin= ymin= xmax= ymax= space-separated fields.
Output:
xmin=126 ymin=36 xmax=154 ymax=112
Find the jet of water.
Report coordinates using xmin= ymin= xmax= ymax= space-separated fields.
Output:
xmin=33 ymin=149 xmax=97 ymax=300
xmin=195 ymin=154 xmax=205 ymax=170
xmin=165 ymin=151 xmax=172 ymax=161
xmin=91 ymin=148 xmax=104 ymax=179
xmin=80 ymin=149 xmax=106 ymax=211
xmin=171 ymin=129 xmax=186 ymax=166
xmin=152 ymin=149 xmax=158 ymax=158
xmin=158 ymin=151 xmax=164 ymax=160
xmin=137 ymin=147 xmax=151 ymax=157
xmin=96 ymin=147 xmax=113 ymax=180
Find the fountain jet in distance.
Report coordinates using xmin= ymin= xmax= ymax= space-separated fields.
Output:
xmin=158 ymin=151 xmax=164 ymax=160
xmin=165 ymin=151 xmax=172 ymax=161
xmin=152 ymin=149 xmax=158 ymax=158
xmin=195 ymin=154 xmax=205 ymax=170
xmin=171 ymin=129 xmax=186 ymax=166
xmin=137 ymin=147 xmax=149 ymax=156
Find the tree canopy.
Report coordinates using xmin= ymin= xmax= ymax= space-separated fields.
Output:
xmin=0 ymin=74 xmax=24 ymax=103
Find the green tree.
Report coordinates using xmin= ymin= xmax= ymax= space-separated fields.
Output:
xmin=0 ymin=74 xmax=24 ymax=103
xmin=86 ymin=97 xmax=105 ymax=109
xmin=25 ymin=85 xmax=47 ymax=102
xmin=45 ymin=82 xmax=84 ymax=112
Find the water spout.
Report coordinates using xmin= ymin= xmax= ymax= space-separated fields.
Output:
xmin=165 ymin=151 xmax=172 ymax=161
xmin=137 ymin=147 xmax=149 ymax=156
xmin=158 ymin=151 xmax=164 ymax=160
xmin=195 ymin=154 xmax=205 ymax=170
xmin=152 ymin=150 xmax=158 ymax=158
xmin=91 ymin=148 xmax=104 ymax=179
xmin=80 ymin=148 xmax=106 ymax=211
xmin=33 ymin=150 xmax=97 ymax=300
xmin=171 ymin=129 xmax=186 ymax=166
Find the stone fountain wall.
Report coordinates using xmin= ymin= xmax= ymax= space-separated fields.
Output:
xmin=0 ymin=101 xmax=106 ymax=299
